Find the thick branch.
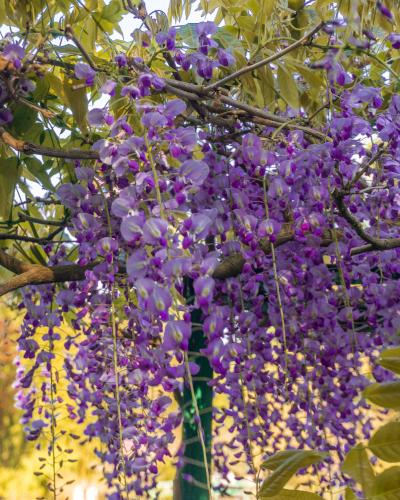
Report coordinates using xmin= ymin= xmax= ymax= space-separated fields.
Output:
xmin=334 ymin=194 xmax=400 ymax=251
xmin=213 ymin=224 xmax=339 ymax=279
xmin=0 ymin=127 xmax=100 ymax=159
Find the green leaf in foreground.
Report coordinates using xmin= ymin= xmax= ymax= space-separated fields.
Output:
xmin=258 ymin=450 xmax=328 ymax=498
xmin=362 ymin=381 xmax=400 ymax=410
xmin=377 ymin=347 xmax=400 ymax=375
xmin=371 ymin=466 xmax=400 ymax=500
xmin=368 ymin=422 xmax=400 ymax=463
xmin=259 ymin=489 xmax=323 ymax=500
xmin=341 ymin=444 xmax=374 ymax=499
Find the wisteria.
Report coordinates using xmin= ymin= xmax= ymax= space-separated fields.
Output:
xmin=2 ymin=2 xmax=400 ymax=500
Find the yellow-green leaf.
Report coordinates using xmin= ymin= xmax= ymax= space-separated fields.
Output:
xmin=237 ymin=15 xmax=256 ymax=32
xmin=63 ymin=79 xmax=88 ymax=134
xmin=368 ymin=422 xmax=400 ymax=463
xmin=45 ymin=73 xmax=70 ymax=105
xmin=345 ymin=487 xmax=358 ymax=500
xmin=315 ymin=0 xmax=332 ymax=21
xmin=261 ymin=450 xmax=305 ymax=471
xmin=363 ymin=381 xmax=400 ymax=410
xmin=277 ymin=66 xmax=299 ymax=110
xmin=341 ymin=444 xmax=374 ymax=499
xmin=0 ymin=158 xmax=20 ymax=221
xmin=258 ymin=450 xmax=328 ymax=498
xmin=371 ymin=466 xmax=400 ymax=500
xmin=259 ymin=489 xmax=322 ymax=500
xmin=377 ymin=347 xmax=400 ymax=375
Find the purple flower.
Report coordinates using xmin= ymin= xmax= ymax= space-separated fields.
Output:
xmin=377 ymin=1 xmax=392 ymax=19
xmin=74 ymin=62 xmax=96 ymax=85
xmin=162 ymin=258 xmax=191 ymax=278
xmin=121 ymin=85 xmax=140 ymax=100
xmin=141 ymin=112 xmax=168 ymax=138
xmin=100 ymin=80 xmax=117 ymax=96
xmin=121 ymin=215 xmax=145 ymax=241
xmin=127 ymin=249 xmax=149 ymax=278
xmin=110 ymin=116 xmax=133 ymax=137
xmin=258 ymin=219 xmax=282 ymax=242
xmin=0 ymin=109 xmax=13 ymax=125
xmin=155 ymin=27 xmax=177 ymax=51
xmin=363 ymin=29 xmax=376 ymax=41
xmin=147 ymin=285 xmax=172 ymax=321
xmin=87 ymin=108 xmax=114 ymax=127
xmin=163 ymin=320 xmax=192 ymax=358
xmin=193 ymin=277 xmax=215 ymax=308
xmin=179 ymin=159 xmax=209 ymax=184
xmin=165 ymin=127 xmax=197 ymax=157
xmin=115 ymin=53 xmax=127 ymax=67
xmin=268 ymin=178 xmax=289 ymax=198
xmin=142 ymin=218 xmax=168 ymax=245
xmin=217 ymin=49 xmax=235 ymax=67
xmin=96 ymin=237 xmax=119 ymax=257
xmin=389 ymin=33 xmax=400 ymax=49
xmin=194 ymin=21 xmax=218 ymax=55
xmin=165 ymin=99 xmax=186 ymax=118
xmin=3 ymin=43 xmax=25 ymax=68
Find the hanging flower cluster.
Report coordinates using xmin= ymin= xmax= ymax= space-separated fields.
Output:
xmin=12 ymin=19 xmax=400 ymax=500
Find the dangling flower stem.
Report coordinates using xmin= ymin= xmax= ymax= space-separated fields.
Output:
xmin=263 ymin=175 xmax=289 ymax=398
xmin=144 ymin=135 xmax=212 ymax=500
xmin=97 ymin=180 xmax=129 ymax=499
xmin=327 ymin=179 xmax=361 ymax=388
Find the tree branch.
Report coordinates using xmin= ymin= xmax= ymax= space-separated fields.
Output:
xmin=17 ymin=212 xmax=72 ymax=227
xmin=0 ymin=225 xmax=65 ymax=243
xmin=0 ymin=248 xmax=99 ymax=296
xmin=204 ymin=21 xmax=325 ymax=91
xmin=0 ymin=127 xmax=100 ymax=159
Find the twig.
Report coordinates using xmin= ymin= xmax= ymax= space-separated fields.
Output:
xmin=65 ymin=24 xmax=96 ymax=69
xmin=17 ymin=212 xmax=72 ymax=228
xmin=345 ymin=139 xmax=392 ymax=190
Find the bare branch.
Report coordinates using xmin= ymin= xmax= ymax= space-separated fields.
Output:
xmin=0 ymin=225 xmax=65 ymax=243
xmin=65 ymin=25 xmax=96 ymax=69
xmin=0 ymin=127 xmax=100 ymax=160
xmin=204 ymin=21 xmax=325 ymax=92
xmin=346 ymin=139 xmax=392 ymax=190
xmin=17 ymin=212 xmax=72 ymax=228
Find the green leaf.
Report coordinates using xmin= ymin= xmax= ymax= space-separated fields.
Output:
xmin=100 ymin=0 xmax=124 ymax=23
xmin=63 ymin=79 xmax=88 ymax=134
xmin=0 ymin=158 xmax=20 ymax=221
xmin=371 ymin=466 xmax=400 ymax=500
xmin=362 ymin=381 xmax=400 ymax=410
xmin=261 ymin=450 xmax=306 ymax=471
xmin=178 ymin=23 xmax=198 ymax=47
xmin=341 ymin=444 xmax=374 ymax=499
xmin=11 ymin=104 xmax=38 ymax=137
xmin=277 ymin=66 xmax=299 ymax=111
xmin=32 ymin=76 xmax=50 ymax=102
xmin=45 ymin=73 xmax=70 ymax=105
xmin=290 ymin=62 xmax=325 ymax=90
xmin=259 ymin=489 xmax=322 ymax=500
xmin=237 ymin=15 xmax=256 ymax=32
xmin=368 ymin=422 xmax=400 ymax=463
xmin=23 ymin=158 xmax=55 ymax=192
xmin=258 ymin=450 xmax=327 ymax=498
xmin=377 ymin=347 xmax=400 ymax=375
xmin=345 ymin=487 xmax=358 ymax=500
